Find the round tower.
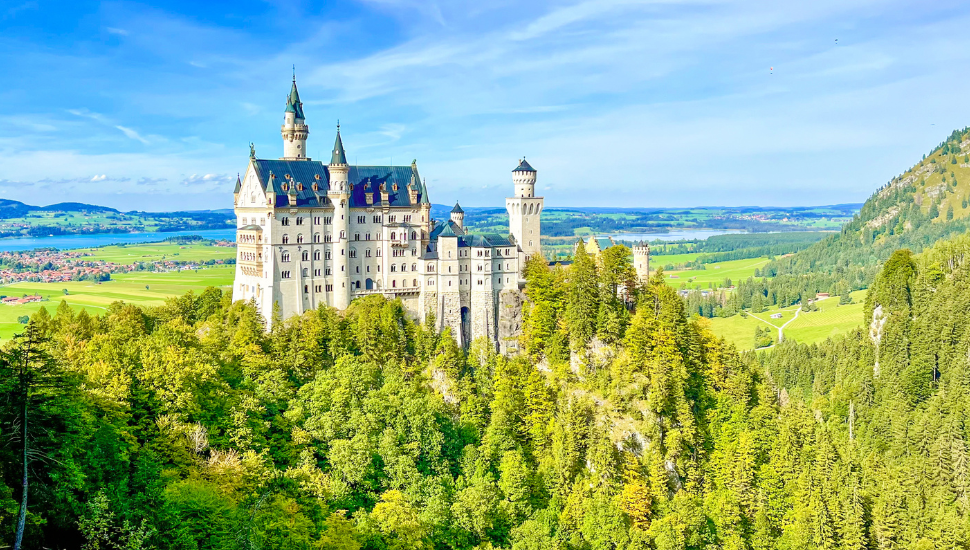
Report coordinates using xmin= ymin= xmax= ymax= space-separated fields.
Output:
xmin=633 ymin=241 xmax=650 ymax=284
xmin=506 ymin=158 xmax=543 ymax=257
xmin=328 ymin=125 xmax=351 ymax=309
xmin=281 ymin=75 xmax=309 ymax=160
xmin=450 ymin=202 xmax=464 ymax=230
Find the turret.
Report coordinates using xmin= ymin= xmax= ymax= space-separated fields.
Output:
xmin=450 ymin=202 xmax=464 ymax=229
xmin=281 ymin=74 xmax=309 ymax=160
xmin=633 ymin=241 xmax=650 ymax=283
xmin=328 ymin=124 xmax=351 ymax=309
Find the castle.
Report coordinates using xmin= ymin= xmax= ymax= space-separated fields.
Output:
xmin=232 ymin=76 xmax=546 ymax=351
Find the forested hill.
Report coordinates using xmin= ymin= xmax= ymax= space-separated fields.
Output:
xmin=762 ymin=127 xmax=970 ymax=288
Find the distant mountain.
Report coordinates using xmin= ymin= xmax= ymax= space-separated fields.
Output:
xmin=764 ymin=127 xmax=970 ymax=287
xmin=0 ymin=199 xmax=119 ymax=219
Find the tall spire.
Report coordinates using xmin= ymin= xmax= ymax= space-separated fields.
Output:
xmin=331 ymin=123 xmax=347 ymax=165
xmin=285 ymin=74 xmax=305 ymax=119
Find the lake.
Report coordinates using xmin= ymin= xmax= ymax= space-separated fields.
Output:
xmin=0 ymin=228 xmax=237 ymax=252
xmin=608 ymin=229 xmax=746 ymax=242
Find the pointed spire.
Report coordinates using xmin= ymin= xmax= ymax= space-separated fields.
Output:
xmin=284 ymin=73 xmax=305 ymax=119
xmin=513 ymin=157 xmax=536 ymax=172
xmin=331 ymin=123 xmax=347 ymax=165
xmin=451 ymin=202 xmax=464 ymax=214
xmin=233 ymin=173 xmax=242 ymax=193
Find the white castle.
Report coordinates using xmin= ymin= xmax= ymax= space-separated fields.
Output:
xmin=232 ymin=76 xmax=546 ymax=350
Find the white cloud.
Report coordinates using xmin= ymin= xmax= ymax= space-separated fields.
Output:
xmin=115 ymin=125 xmax=150 ymax=145
xmin=91 ymin=174 xmax=107 ymax=181
xmin=106 ymin=27 xmax=129 ymax=36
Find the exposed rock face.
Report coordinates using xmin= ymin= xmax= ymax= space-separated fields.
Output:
xmin=869 ymin=304 xmax=886 ymax=377
xmin=497 ymin=289 xmax=524 ymax=355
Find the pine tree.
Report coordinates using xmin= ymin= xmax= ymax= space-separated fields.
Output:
xmin=566 ymin=242 xmax=599 ymax=351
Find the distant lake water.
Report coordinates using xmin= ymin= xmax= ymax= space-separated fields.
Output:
xmin=0 ymin=229 xmax=237 ymax=252
xmin=608 ymin=229 xmax=746 ymax=242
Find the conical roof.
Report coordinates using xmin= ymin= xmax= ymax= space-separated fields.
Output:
xmin=331 ymin=127 xmax=347 ymax=165
xmin=233 ymin=174 xmax=241 ymax=193
xmin=513 ymin=158 xmax=536 ymax=172
xmin=284 ymin=78 xmax=305 ymax=119
xmin=451 ymin=202 xmax=464 ymax=214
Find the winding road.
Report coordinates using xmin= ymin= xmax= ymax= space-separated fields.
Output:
xmin=750 ymin=306 xmax=801 ymax=342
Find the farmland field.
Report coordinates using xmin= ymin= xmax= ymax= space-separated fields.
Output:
xmin=0 ymin=266 xmax=234 ymax=341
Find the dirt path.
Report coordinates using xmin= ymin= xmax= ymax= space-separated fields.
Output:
xmin=749 ymin=306 xmax=801 ymax=342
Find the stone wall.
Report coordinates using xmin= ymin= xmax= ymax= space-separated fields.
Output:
xmin=497 ymin=289 xmax=524 ymax=355
xmin=471 ymin=290 xmax=496 ymax=348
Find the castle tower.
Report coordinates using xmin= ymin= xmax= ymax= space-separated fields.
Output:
xmin=633 ymin=241 xmax=650 ymax=284
xmin=450 ymin=203 xmax=464 ymax=230
xmin=506 ymin=158 xmax=543 ymax=257
xmin=328 ymin=125 xmax=351 ymax=309
xmin=281 ymin=75 xmax=309 ymax=160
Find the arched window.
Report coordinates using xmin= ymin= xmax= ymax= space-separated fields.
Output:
xmin=297 ymin=234 xmax=304 ymax=244
xmin=281 ymin=251 xmax=290 ymax=262
xmin=410 ymin=231 xmax=416 ymax=240
xmin=349 ymin=248 xmax=357 ymax=258
xmin=313 ymin=233 xmax=321 ymax=243
xmin=365 ymin=249 xmax=372 ymax=257
xmin=401 ymin=263 xmax=406 ymax=272
xmin=301 ymin=251 xmax=308 ymax=261
xmin=392 ymin=280 xmax=397 ymax=288
xmin=282 ymin=234 xmax=289 ymax=244
xmin=314 ymin=250 xmax=321 ymax=260
xmin=391 ymin=264 xmax=397 ymax=272
xmin=411 ymin=263 xmax=417 ymax=272
xmin=391 ymin=232 xmax=396 ymax=240
xmin=412 ymin=279 xmax=417 ymax=287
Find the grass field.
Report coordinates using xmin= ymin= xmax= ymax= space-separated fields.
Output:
xmin=0 ymin=266 xmax=234 ymax=341
xmin=707 ymin=290 xmax=867 ymax=350
xmin=79 ymin=242 xmax=236 ymax=263
xmin=665 ymin=257 xmax=771 ymax=289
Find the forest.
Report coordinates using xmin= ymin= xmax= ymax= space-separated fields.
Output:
xmin=4 ymin=233 xmax=970 ymax=549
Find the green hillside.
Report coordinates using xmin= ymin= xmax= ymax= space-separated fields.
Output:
xmin=762 ymin=127 xmax=970 ymax=288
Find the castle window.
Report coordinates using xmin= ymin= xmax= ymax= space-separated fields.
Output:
xmin=241 ymin=217 xmax=247 ymax=225
xmin=296 ymin=217 xmax=304 ymax=225
xmin=302 ymin=268 xmax=308 ymax=277
xmin=340 ymin=230 xmax=346 ymax=239
xmin=485 ymin=250 xmax=490 ymax=257
xmin=391 ymin=265 xmax=397 ymax=272
xmin=389 ymin=215 xmax=396 ymax=222
xmin=411 ymin=263 xmax=417 ymax=271
xmin=314 ymin=251 xmax=321 ymax=261
xmin=281 ymin=217 xmax=290 ymax=226
xmin=411 ymin=249 xmax=417 ymax=256
xmin=325 ymin=234 xmax=332 ymax=243
xmin=354 ymin=233 xmax=360 ymax=241
xmin=281 ymin=270 xmax=291 ymax=279
xmin=410 ymin=231 xmax=416 ymax=240
xmin=301 ymin=251 xmax=309 ymax=261
xmin=413 ymin=279 xmax=417 ymax=287
xmin=314 ymin=233 xmax=321 ymax=243
xmin=326 ymin=251 xmax=332 ymax=260
xmin=282 ymin=234 xmax=289 ymax=244
xmin=315 ymin=285 xmax=322 ymax=292
xmin=404 ymin=215 xmax=411 ymax=223
xmin=392 ymin=280 xmax=397 ymax=288
xmin=376 ymin=249 xmax=382 ymax=257
xmin=326 ymin=268 xmax=332 ymax=275
xmin=314 ymin=268 xmax=321 ymax=276
xmin=365 ymin=249 xmax=372 ymax=258
xmin=326 ymin=284 xmax=333 ymax=292
xmin=357 ymin=216 xmax=366 ymax=224
xmin=314 ymin=217 xmax=321 ymax=225
xmin=365 ymin=233 xmax=371 ymax=240
xmin=391 ymin=232 xmax=396 ymax=240
xmin=401 ymin=263 xmax=406 ymax=272
xmin=297 ymin=234 xmax=304 ymax=244
xmin=281 ymin=252 xmax=290 ymax=262
xmin=356 ymin=266 xmax=359 ymax=273
xmin=325 ymin=217 xmax=332 ymax=225
xmin=350 ymin=249 xmax=357 ymax=258
xmin=260 ymin=218 xmax=265 ymax=225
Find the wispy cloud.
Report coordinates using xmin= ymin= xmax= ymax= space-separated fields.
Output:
xmin=106 ymin=27 xmax=129 ymax=36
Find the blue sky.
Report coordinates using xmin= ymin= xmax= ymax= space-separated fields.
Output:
xmin=1 ymin=0 xmax=969 ymax=211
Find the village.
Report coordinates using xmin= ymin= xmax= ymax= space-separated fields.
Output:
xmin=0 ymin=240 xmax=236 ymax=285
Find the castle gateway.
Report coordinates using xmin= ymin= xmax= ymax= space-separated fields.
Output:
xmin=232 ymin=76 xmax=542 ymax=351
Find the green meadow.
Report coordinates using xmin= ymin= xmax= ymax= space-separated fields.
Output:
xmin=78 ymin=242 xmax=236 ymax=263
xmin=664 ymin=257 xmax=771 ymax=288
xmin=0 ymin=266 xmax=234 ymax=341
xmin=706 ymin=290 xmax=867 ymax=350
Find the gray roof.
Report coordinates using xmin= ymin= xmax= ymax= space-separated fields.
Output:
xmin=233 ymin=174 xmax=241 ymax=193
xmin=239 ymin=224 xmax=262 ymax=231
xmin=460 ymin=234 xmax=515 ymax=248
xmin=513 ymin=158 xmax=536 ymax=172
xmin=451 ymin=202 xmax=464 ymax=214
xmin=250 ymin=159 xmax=427 ymax=208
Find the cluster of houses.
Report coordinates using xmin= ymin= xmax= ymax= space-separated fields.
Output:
xmin=1 ymin=295 xmax=43 ymax=305
xmin=0 ymin=245 xmax=236 ymax=286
